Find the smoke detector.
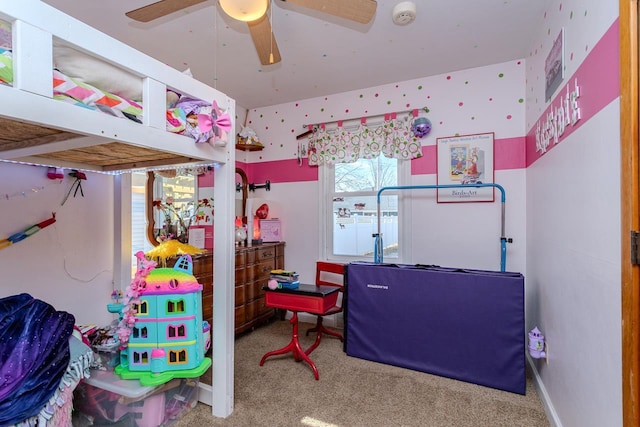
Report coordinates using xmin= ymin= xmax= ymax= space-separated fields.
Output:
xmin=392 ymin=1 xmax=416 ymax=25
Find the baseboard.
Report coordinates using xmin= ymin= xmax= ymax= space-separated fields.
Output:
xmin=198 ymin=381 xmax=212 ymax=405
xmin=527 ymin=354 xmax=562 ymax=427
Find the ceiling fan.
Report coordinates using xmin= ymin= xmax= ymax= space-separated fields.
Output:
xmin=125 ymin=0 xmax=377 ymax=66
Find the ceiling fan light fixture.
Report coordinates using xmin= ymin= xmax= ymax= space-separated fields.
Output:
xmin=219 ymin=0 xmax=268 ymax=22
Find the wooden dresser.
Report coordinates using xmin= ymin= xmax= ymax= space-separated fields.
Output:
xmin=235 ymin=242 xmax=285 ymax=334
xmin=177 ymin=242 xmax=285 ymax=335
xmin=190 ymin=252 xmax=214 ymax=329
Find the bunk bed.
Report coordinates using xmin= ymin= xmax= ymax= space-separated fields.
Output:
xmin=0 ymin=0 xmax=236 ymax=421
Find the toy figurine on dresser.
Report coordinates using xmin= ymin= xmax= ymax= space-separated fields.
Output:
xmin=114 ymin=251 xmax=211 ymax=386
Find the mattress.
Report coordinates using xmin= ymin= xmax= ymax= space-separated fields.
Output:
xmin=345 ymin=261 xmax=525 ymax=394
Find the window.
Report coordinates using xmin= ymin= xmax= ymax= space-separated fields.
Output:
xmin=131 ymin=172 xmax=153 ymax=274
xmin=133 ymin=326 xmax=148 ymax=339
xmin=167 ymin=299 xmax=186 ymax=314
xmin=322 ymin=155 xmax=410 ymax=261
xmin=133 ymin=351 xmax=149 ymax=365
xmin=167 ymin=324 xmax=187 ymax=339
xmin=169 ymin=349 xmax=188 ymax=364
xmin=133 ymin=300 xmax=149 ymax=315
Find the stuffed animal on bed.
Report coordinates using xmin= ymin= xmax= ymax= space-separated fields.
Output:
xmin=173 ymin=98 xmax=231 ymax=146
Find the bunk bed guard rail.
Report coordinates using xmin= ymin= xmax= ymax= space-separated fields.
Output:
xmin=375 ymin=183 xmax=509 ymax=271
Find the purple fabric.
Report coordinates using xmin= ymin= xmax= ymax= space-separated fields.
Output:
xmin=0 ymin=293 xmax=75 ymax=425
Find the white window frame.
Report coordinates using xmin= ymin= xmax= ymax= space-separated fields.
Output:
xmin=318 ymin=158 xmax=412 ymax=263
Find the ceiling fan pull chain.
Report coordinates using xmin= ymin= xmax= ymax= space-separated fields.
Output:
xmin=269 ymin=0 xmax=274 ymax=64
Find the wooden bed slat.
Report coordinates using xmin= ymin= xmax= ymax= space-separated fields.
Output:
xmin=0 ymin=119 xmax=207 ymax=171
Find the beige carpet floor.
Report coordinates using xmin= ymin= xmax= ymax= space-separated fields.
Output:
xmin=174 ymin=319 xmax=549 ymax=427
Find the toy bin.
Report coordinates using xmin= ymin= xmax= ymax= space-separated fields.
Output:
xmin=92 ymin=341 xmax=121 ymax=370
xmin=73 ymin=369 xmax=199 ymax=427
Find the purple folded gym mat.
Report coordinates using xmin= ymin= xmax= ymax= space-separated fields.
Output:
xmin=345 ymin=262 xmax=525 ymax=395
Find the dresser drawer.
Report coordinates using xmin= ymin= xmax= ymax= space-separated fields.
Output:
xmin=256 ymin=246 xmax=276 ymax=261
xmin=245 ymin=299 xmax=259 ymax=321
xmin=235 ymin=267 xmax=247 ymax=285
xmin=191 ymin=253 xmax=213 ymax=276
xmin=246 ymin=248 xmax=257 ymax=264
xmin=202 ymin=293 xmax=213 ymax=323
xmin=235 ymin=284 xmax=246 ymax=307
xmin=246 ymin=280 xmax=264 ymax=302
xmin=235 ymin=249 xmax=247 ymax=265
xmin=199 ymin=273 xmax=213 ymax=293
xmin=235 ymin=305 xmax=246 ymax=326
xmin=253 ymin=260 xmax=275 ymax=281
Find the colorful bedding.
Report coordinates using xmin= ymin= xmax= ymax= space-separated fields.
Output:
xmin=53 ymin=69 xmax=143 ymax=123
xmin=0 ymin=48 xmax=11 ymax=84
xmin=0 ymin=48 xmax=229 ymax=145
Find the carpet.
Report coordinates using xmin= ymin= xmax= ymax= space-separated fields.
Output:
xmin=175 ymin=318 xmax=549 ymax=426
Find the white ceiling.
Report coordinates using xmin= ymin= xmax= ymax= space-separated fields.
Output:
xmin=43 ymin=0 xmax=547 ymax=109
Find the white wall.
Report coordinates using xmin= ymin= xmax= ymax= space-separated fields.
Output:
xmin=245 ymin=59 xmax=528 ymax=276
xmin=524 ymin=1 xmax=621 ymax=426
xmin=527 ymin=103 xmax=621 ymax=426
xmin=0 ymin=161 xmax=115 ymax=326
xmin=410 ymin=168 xmax=526 ymax=273
xmin=258 ymin=181 xmax=321 ymax=283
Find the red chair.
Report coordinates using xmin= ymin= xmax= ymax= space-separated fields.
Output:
xmin=305 ymin=261 xmax=345 ymax=343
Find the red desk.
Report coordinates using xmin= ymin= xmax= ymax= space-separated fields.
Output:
xmin=259 ymin=284 xmax=340 ymax=380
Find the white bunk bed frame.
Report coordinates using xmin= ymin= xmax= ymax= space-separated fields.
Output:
xmin=0 ymin=0 xmax=236 ymax=419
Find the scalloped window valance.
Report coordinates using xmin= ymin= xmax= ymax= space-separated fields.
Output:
xmin=307 ymin=111 xmax=425 ymax=166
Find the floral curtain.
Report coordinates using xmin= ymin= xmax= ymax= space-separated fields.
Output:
xmin=307 ymin=116 xmax=423 ymax=166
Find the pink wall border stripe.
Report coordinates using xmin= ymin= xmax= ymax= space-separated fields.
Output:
xmin=525 ymin=19 xmax=620 ymax=166
xmin=410 ymin=137 xmax=526 ymax=175
xmin=245 ymin=158 xmax=319 ymax=184
xmin=242 ymin=137 xmax=525 ymax=183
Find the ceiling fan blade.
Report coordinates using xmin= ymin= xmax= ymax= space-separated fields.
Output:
xmin=126 ymin=0 xmax=208 ymax=22
xmin=248 ymin=14 xmax=282 ymax=66
xmin=281 ymin=0 xmax=377 ymax=24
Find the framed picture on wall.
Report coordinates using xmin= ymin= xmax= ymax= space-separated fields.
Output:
xmin=545 ymin=28 xmax=565 ymax=101
xmin=436 ymin=132 xmax=495 ymax=203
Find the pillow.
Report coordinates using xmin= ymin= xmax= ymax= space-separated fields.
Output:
xmin=0 ymin=19 xmax=10 ymax=50
xmin=0 ymin=48 xmax=12 ymax=85
xmin=53 ymin=40 xmax=142 ymax=101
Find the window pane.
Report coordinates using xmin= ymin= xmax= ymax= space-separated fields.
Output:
xmin=131 ymin=172 xmax=152 ymax=274
xmin=332 ymin=194 xmax=398 ymax=258
xmin=334 ymin=156 xmax=397 ymax=193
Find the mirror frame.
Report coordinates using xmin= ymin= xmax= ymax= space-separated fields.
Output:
xmin=236 ymin=167 xmax=248 ymax=222
xmin=146 ymin=168 xmax=249 ymax=247
xmin=146 ymin=171 xmax=158 ymax=246
xmin=145 ymin=170 xmax=198 ymax=247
